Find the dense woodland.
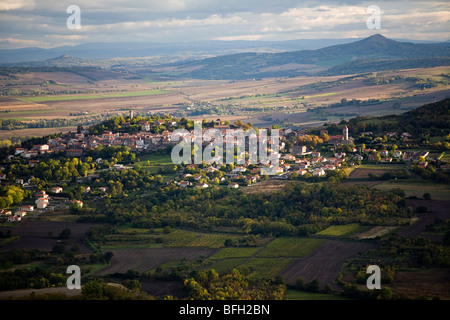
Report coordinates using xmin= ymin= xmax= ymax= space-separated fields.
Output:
xmin=77 ymin=181 xmax=411 ymax=236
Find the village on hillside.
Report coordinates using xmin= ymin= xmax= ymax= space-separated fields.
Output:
xmin=0 ymin=114 xmax=444 ymax=224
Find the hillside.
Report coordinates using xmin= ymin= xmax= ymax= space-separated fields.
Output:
xmin=347 ymin=98 xmax=450 ymax=137
xmin=152 ymin=35 xmax=450 ymax=80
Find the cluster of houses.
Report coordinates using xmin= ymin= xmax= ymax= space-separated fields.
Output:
xmin=0 ymin=186 xmax=84 ymax=224
xmin=1 ymin=117 xmax=443 ymax=224
xmin=0 ymin=202 xmax=35 ymax=223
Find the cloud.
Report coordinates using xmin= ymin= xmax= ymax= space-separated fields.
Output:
xmin=0 ymin=0 xmax=34 ymax=11
xmin=0 ymin=0 xmax=449 ymax=48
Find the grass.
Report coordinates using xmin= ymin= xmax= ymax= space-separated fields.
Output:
xmin=206 ymin=258 xmax=248 ymax=275
xmin=285 ymin=289 xmax=351 ymax=300
xmin=374 ymin=179 xmax=450 ymax=201
xmin=358 ymin=164 xmax=406 ymax=170
xmin=240 ymin=258 xmax=295 ymax=279
xmin=316 ymin=223 xmax=367 ymax=237
xmin=256 ymin=238 xmax=327 ymax=258
xmin=136 ymin=153 xmax=175 ymax=174
xmin=303 ymin=92 xmax=342 ymax=99
xmin=209 ymin=247 xmax=261 ymax=259
xmin=20 ymin=89 xmax=173 ymax=102
xmin=94 ymin=228 xmax=244 ymax=250
xmin=165 ymin=229 xmax=241 ymax=249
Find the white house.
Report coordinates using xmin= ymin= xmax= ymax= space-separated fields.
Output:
xmin=0 ymin=209 xmax=12 ymax=216
xmin=282 ymin=154 xmax=296 ymax=162
xmin=15 ymin=210 xmax=27 ymax=217
xmin=51 ymin=187 xmax=63 ymax=193
xmin=179 ymin=181 xmax=191 ymax=188
xmin=36 ymin=201 xmax=48 ymax=209
xmin=36 ymin=197 xmax=49 ymax=209
xmin=312 ymin=168 xmax=326 ymax=176
xmin=195 ymin=183 xmax=209 ymax=189
xmin=229 ymin=182 xmax=239 ymax=189
xmin=19 ymin=205 xmax=34 ymax=212
xmin=7 ymin=215 xmax=21 ymax=222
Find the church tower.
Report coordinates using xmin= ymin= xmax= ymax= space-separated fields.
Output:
xmin=343 ymin=125 xmax=348 ymax=141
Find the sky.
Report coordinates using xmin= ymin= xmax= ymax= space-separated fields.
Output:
xmin=0 ymin=0 xmax=449 ymax=49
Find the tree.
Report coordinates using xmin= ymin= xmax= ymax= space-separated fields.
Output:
xmin=295 ymin=277 xmax=305 ymax=290
xmin=379 ymin=287 xmax=392 ymax=300
xmin=308 ymin=279 xmax=320 ymax=292
xmin=443 ymin=231 xmax=450 ymax=246
xmin=289 ymin=171 xmax=299 ymax=180
xmin=69 ymin=201 xmax=82 ymax=214
xmin=58 ymin=228 xmax=71 ymax=240
xmin=323 ymin=283 xmax=333 ymax=294
xmin=423 ymin=193 xmax=431 ymax=200
xmin=82 ymin=280 xmax=104 ymax=298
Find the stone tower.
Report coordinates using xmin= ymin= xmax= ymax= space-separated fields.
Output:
xmin=343 ymin=125 xmax=348 ymax=141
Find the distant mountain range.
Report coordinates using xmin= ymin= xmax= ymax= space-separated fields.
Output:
xmin=154 ymin=34 xmax=450 ymax=79
xmin=1 ymin=35 xmax=449 ymax=79
xmin=0 ymin=38 xmax=369 ymax=64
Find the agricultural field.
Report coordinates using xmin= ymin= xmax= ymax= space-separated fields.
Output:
xmin=386 ymin=268 xmax=450 ymax=300
xmin=348 ymin=168 xmax=394 ymax=179
xmin=399 ymin=199 xmax=450 ymax=240
xmin=0 ymin=66 xmax=448 ymax=139
xmin=316 ymin=224 xmax=370 ymax=238
xmin=240 ymin=257 xmax=295 ymax=279
xmin=135 ymin=154 xmax=175 ymax=175
xmin=165 ymin=229 xmax=243 ymax=249
xmin=280 ymin=240 xmax=376 ymax=290
xmin=256 ymin=237 xmax=327 ymax=258
xmin=374 ymin=180 xmax=450 ymax=201
xmin=284 ymin=288 xmax=352 ymax=300
xmin=96 ymin=228 xmax=249 ymax=250
xmin=0 ymin=220 xmax=97 ymax=253
xmin=20 ymin=89 xmax=173 ymax=102
xmin=95 ymin=247 xmax=217 ymax=275
xmin=209 ymin=247 xmax=262 ymax=259
xmin=353 ymin=226 xmax=399 ymax=240
xmin=205 ymin=258 xmax=248 ymax=275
